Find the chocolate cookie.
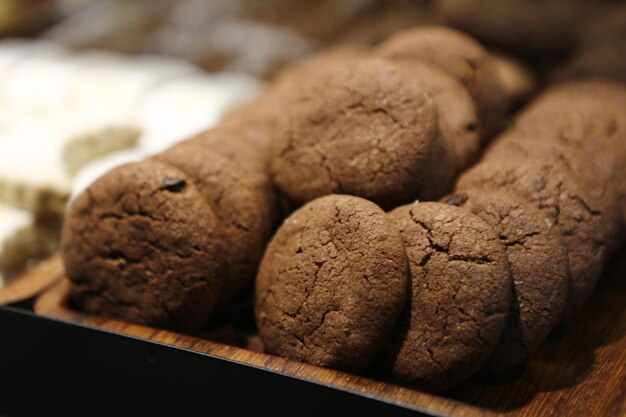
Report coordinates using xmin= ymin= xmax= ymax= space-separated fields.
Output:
xmin=255 ymin=194 xmax=408 ymax=372
xmin=492 ymin=54 xmax=536 ymax=107
xmin=375 ymin=26 xmax=508 ymax=138
xmin=377 ymin=202 xmax=511 ymax=392
xmin=221 ymin=48 xmax=365 ymax=155
xmin=219 ymin=91 xmax=281 ymax=155
xmin=512 ymin=80 xmax=626 ymax=228
xmin=189 ymin=127 xmax=272 ymax=199
xmin=62 ymin=160 xmax=224 ymax=331
xmin=154 ymin=144 xmax=265 ymax=301
xmin=405 ymin=61 xmax=480 ymax=192
xmin=443 ymin=190 xmax=569 ymax=372
xmin=514 ymin=80 xmax=626 ymax=151
xmin=271 ymin=57 xmax=439 ymax=209
xmin=178 ymin=127 xmax=280 ymax=236
xmin=483 ymin=132 xmax=596 ymax=175
xmin=456 ymin=160 xmax=614 ymax=319
xmin=483 ymin=132 xmax=623 ymax=248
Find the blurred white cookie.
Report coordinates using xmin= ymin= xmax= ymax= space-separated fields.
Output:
xmin=138 ymin=73 xmax=261 ymax=154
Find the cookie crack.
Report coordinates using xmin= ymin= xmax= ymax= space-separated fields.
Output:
xmin=569 ymin=195 xmax=602 ymax=220
xmin=502 ymin=231 xmax=541 ymax=248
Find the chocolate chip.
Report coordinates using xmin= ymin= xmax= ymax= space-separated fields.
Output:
xmin=444 ymin=194 xmax=467 ymax=206
xmin=466 ymin=121 xmax=478 ymax=132
xmin=161 ymin=178 xmax=186 ymax=192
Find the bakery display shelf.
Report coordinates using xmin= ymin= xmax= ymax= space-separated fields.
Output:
xmin=2 ymin=249 xmax=625 ymax=417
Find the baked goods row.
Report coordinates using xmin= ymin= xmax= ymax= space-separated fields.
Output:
xmin=61 ymin=25 xmax=524 ymax=325
xmin=60 ymin=26 xmax=625 ymax=392
xmin=256 ymin=74 xmax=625 ymax=390
xmin=0 ymin=40 xmax=260 ymax=287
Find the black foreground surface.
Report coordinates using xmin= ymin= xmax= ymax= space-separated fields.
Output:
xmin=0 ymin=306 xmax=438 ymax=417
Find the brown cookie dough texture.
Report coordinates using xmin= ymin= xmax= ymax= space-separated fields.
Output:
xmin=219 ymin=92 xmax=282 ymax=156
xmin=255 ymin=194 xmax=408 ymax=372
xmin=456 ymin=160 xmax=614 ymax=320
xmin=220 ymin=48 xmax=365 ymax=155
xmin=491 ymin=54 xmax=536 ymax=107
xmin=181 ymin=127 xmax=280 ymax=236
xmin=514 ymin=80 xmax=626 ymax=151
xmin=375 ymin=26 xmax=508 ymax=139
xmin=154 ymin=144 xmax=265 ymax=301
xmin=483 ymin=132 xmax=624 ymax=248
xmin=404 ymin=61 xmax=480 ymax=196
xmin=271 ymin=57 xmax=439 ymax=209
xmin=512 ymin=80 xmax=626 ymax=231
xmin=378 ymin=202 xmax=511 ymax=392
xmin=443 ymin=190 xmax=568 ymax=372
xmin=62 ymin=160 xmax=224 ymax=331
xmin=483 ymin=133 xmax=599 ymax=176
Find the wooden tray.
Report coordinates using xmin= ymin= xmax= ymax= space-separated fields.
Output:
xmin=31 ymin=249 xmax=626 ymax=417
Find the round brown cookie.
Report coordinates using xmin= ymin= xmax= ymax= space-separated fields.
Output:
xmin=492 ymin=54 xmax=536 ymax=107
xmin=62 ymin=160 xmax=224 ymax=331
xmin=482 ymin=132 xmax=623 ymax=248
xmin=377 ymin=202 xmax=511 ymax=392
xmin=375 ymin=25 xmax=508 ymax=139
xmin=179 ymin=127 xmax=280 ymax=236
xmin=190 ymin=127 xmax=272 ymax=197
xmin=271 ymin=56 xmax=439 ymax=209
xmin=255 ymin=194 xmax=408 ymax=372
xmin=483 ymin=132 xmax=598 ymax=175
xmin=405 ymin=61 xmax=479 ymax=183
xmin=512 ymin=80 xmax=626 ymax=228
xmin=514 ymin=80 xmax=626 ymax=148
xmin=221 ymin=48 xmax=366 ymax=155
xmin=456 ymin=160 xmax=614 ymax=319
xmin=443 ymin=190 xmax=568 ymax=372
xmin=153 ymin=145 xmax=265 ymax=301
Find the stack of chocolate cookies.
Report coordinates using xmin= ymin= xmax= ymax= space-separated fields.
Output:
xmin=61 ymin=25 xmax=625 ymax=392
xmin=62 ymin=126 xmax=279 ymax=330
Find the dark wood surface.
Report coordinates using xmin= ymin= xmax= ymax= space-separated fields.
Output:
xmin=32 ymin=249 xmax=626 ymax=417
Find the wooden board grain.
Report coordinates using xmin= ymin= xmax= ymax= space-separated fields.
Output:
xmin=33 ymin=248 xmax=626 ymax=417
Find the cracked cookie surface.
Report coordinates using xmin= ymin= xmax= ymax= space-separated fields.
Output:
xmin=154 ymin=144 xmax=266 ymax=301
xmin=255 ymin=194 xmax=408 ymax=372
xmin=271 ymin=57 xmax=438 ymax=209
xmin=482 ymin=133 xmax=624 ymax=249
xmin=62 ymin=160 xmax=224 ymax=331
xmin=376 ymin=26 xmax=508 ymax=138
xmin=444 ymin=190 xmax=568 ymax=372
xmin=456 ymin=159 xmax=614 ymax=319
xmin=377 ymin=202 xmax=511 ymax=392
xmin=511 ymin=80 xmax=626 ymax=227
